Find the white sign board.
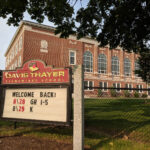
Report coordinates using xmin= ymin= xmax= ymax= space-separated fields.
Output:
xmin=2 ymin=88 xmax=68 ymax=122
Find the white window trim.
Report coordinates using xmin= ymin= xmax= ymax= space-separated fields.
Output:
xmin=99 ymin=82 xmax=108 ymax=91
xmin=69 ymin=50 xmax=76 ymax=65
xmin=113 ymin=83 xmax=121 ymax=92
xmin=83 ymin=51 xmax=93 ymax=73
xmin=126 ymin=83 xmax=133 ymax=93
xmin=137 ymin=85 xmax=143 ymax=93
xmin=84 ymin=81 xmax=94 ymax=91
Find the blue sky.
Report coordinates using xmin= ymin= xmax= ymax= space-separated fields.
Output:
xmin=0 ymin=1 xmax=88 ymax=70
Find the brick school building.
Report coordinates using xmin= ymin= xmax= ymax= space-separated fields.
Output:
xmin=4 ymin=21 xmax=149 ymax=97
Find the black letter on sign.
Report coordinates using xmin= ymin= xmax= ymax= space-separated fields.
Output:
xmin=30 ymin=107 xmax=33 ymax=112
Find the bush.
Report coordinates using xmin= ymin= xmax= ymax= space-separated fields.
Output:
xmin=124 ymin=90 xmax=131 ymax=98
xmin=98 ymin=89 xmax=102 ymax=97
xmin=134 ymin=91 xmax=140 ymax=98
xmin=110 ymin=89 xmax=118 ymax=97
xmin=141 ymin=93 xmax=148 ymax=98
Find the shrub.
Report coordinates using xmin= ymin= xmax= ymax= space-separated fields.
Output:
xmin=98 ymin=89 xmax=102 ymax=97
xmin=141 ymin=93 xmax=148 ymax=98
xmin=134 ymin=91 xmax=140 ymax=98
xmin=110 ymin=89 xmax=118 ymax=97
xmin=124 ymin=90 xmax=131 ymax=98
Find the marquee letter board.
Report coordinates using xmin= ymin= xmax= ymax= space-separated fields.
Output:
xmin=0 ymin=60 xmax=72 ymax=126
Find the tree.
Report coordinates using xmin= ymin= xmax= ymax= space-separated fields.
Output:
xmin=0 ymin=0 xmax=150 ymax=82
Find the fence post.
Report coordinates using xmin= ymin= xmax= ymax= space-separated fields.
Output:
xmin=73 ymin=65 xmax=84 ymax=150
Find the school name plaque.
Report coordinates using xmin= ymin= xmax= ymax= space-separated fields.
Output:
xmin=2 ymin=88 xmax=68 ymax=122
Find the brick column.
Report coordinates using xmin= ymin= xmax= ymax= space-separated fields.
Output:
xmin=107 ymin=48 xmax=111 ymax=75
xmin=120 ymin=49 xmax=124 ymax=77
xmin=131 ymin=52 xmax=135 ymax=79
xmin=93 ymin=45 xmax=98 ymax=74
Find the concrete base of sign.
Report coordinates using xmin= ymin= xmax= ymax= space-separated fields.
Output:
xmin=73 ymin=65 xmax=84 ymax=150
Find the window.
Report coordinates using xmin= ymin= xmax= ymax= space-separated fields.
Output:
xmin=98 ymin=54 xmax=107 ymax=74
xmin=69 ymin=50 xmax=76 ymax=65
xmin=9 ymin=53 xmax=12 ymax=63
xmin=136 ymin=85 xmax=143 ymax=93
xmin=40 ymin=40 xmax=48 ymax=53
xmin=113 ymin=83 xmax=121 ymax=92
xmin=124 ymin=58 xmax=131 ymax=76
xmin=125 ymin=83 xmax=132 ymax=92
xmin=99 ymin=82 xmax=108 ymax=91
xmin=11 ymin=48 xmax=14 ymax=59
xmin=19 ymin=36 xmax=22 ymax=51
xmin=135 ymin=59 xmax=139 ymax=77
xmin=18 ymin=56 xmax=22 ymax=67
xmin=14 ymin=60 xmax=17 ymax=69
xmin=112 ymin=56 xmax=119 ymax=75
xmin=84 ymin=81 xmax=94 ymax=90
xmin=15 ymin=43 xmax=18 ymax=55
xmin=83 ymin=51 xmax=93 ymax=72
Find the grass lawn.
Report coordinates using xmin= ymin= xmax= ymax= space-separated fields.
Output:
xmin=1 ymin=98 xmax=150 ymax=149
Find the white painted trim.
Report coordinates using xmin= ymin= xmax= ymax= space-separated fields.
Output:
xmin=69 ymin=50 xmax=76 ymax=65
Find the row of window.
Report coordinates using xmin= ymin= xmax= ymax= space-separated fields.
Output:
xmin=6 ymin=36 xmax=22 ymax=67
xmin=84 ymin=81 xmax=143 ymax=93
xmin=83 ymin=51 xmax=139 ymax=76
xmin=8 ymin=56 xmax=22 ymax=70
xmin=69 ymin=51 xmax=139 ymax=76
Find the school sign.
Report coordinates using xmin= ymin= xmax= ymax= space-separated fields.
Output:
xmin=0 ymin=60 xmax=72 ymax=125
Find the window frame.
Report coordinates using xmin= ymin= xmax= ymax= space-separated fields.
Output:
xmin=99 ymin=82 xmax=108 ymax=91
xmin=113 ymin=83 xmax=121 ymax=92
xmin=124 ymin=58 xmax=131 ymax=76
xmin=125 ymin=83 xmax=133 ymax=92
xmin=69 ymin=50 xmax=76 ymax=65
xmin=111 ymin=56 xmax=120 ymax=75
xmin=136 ymin=84 xmax=143 ymax=93
xmin=98 ymin=54 xmax=107 ymax=74
xmin=84 ymin=81 xmax=94 ymax=91
xmin=83 ymin=51 xmax=93 ymax=73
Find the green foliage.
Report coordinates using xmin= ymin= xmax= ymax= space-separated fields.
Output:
xmin=97 ymin=89 xmax=102 ymax=97
xmin=110 ymin=89 xmax=118 ymax=97
xmin=135 ymin=51 xmax=150 ymax=83
xmin=1 ymin=98 xmax=150 ymax=149
xmin=134 ymin=91 xmax=140 ymax=98
xmin=141 ymin=93 xmax=148 ymax=98
xmin=124 ymin=90 xmax=131 ymax=98
xmin=0 ymin=0 xmax=150 ymax=82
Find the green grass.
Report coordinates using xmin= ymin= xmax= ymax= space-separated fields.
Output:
xmin=1 ymin=98 xmax=150 ymax=149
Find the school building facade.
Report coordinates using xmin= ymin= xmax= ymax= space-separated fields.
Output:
xmin=4 ymin=21 xmax=149 ymax=96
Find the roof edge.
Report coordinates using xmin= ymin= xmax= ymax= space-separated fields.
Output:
xmin=4 ymin=20 xmax=56 ymax=57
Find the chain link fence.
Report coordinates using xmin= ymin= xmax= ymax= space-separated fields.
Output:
xmin=84 ymin=85 xmax=150 ymax=147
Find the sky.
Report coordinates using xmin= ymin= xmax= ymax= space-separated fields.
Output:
xmin=0 ymin=1 xmax=88 ymax=70
xmin=0 ymin=15 xmax=53 ymax=70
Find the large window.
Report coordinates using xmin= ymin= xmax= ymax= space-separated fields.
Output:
xmin=111 ymin=56 xmax=119 ymax=75
xmin=124 ymin=58 xmax=131 ymax=76
xmin=135 ymin=59 xmax=139 ymax=77
xmin=98 ymin=54 xmax=107 ymax=74
xmin=83 ymin=51 xmax=93 ymax=72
